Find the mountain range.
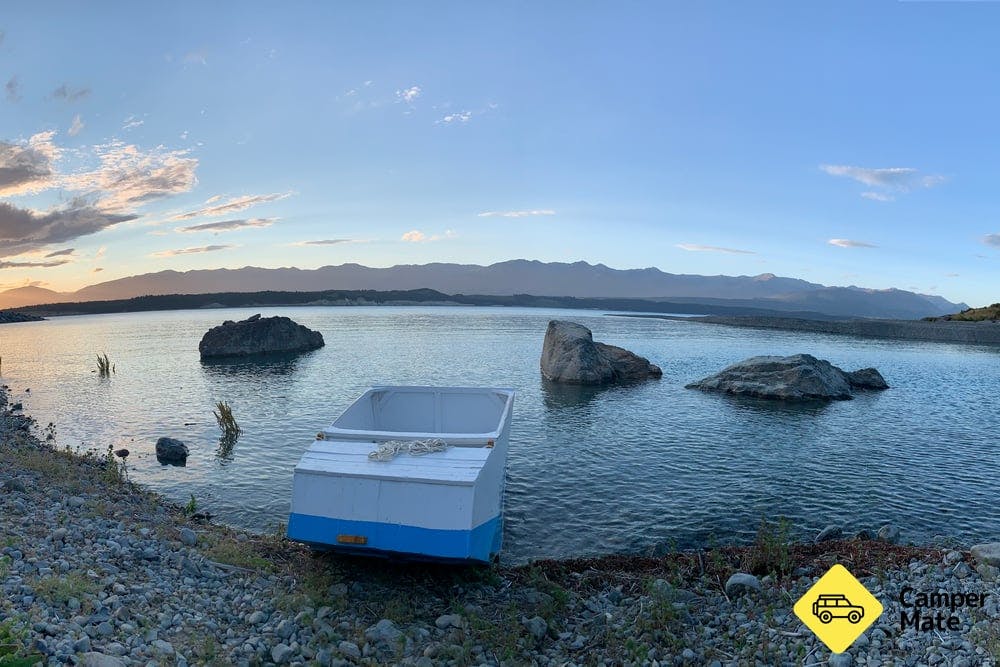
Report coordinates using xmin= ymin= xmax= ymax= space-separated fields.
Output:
xmin=0 ymin=260 xmax=967 ymax=319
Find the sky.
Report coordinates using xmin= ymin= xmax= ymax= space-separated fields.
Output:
xmin=1 ymin=1 xmax=999 ymax=306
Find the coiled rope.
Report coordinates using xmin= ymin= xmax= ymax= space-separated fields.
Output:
xmin=367 ymin=438 xmax=450 ymax=462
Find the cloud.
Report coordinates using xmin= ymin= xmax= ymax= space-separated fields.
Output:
xmin=92 ymin=267 xmax=103 ymax=272
xmin=290 ymin=239 xmax=357 ymax=246
xmin=68 ymin=114 xmax=84 ymax=137
xmin=62 ymin=140 xmax=199 ymax=212
xmin=5 ymin=76 xmax=20 ymax=103
xmin=983 ymin=234 xmax=1000 ymax=248
xmin=945 ymin=272 xmax=959 ymax=277
xmin=438 ymin=111 xmax=472 ymax=124
xmin=396 ymin=86 xmax=421 ymax=103
xmin=0 ymin=200 xmax=137 ymax=258
xmin=828 ymin=238 xmax=877 ymax=248
xmin=478 ymin=209 xmax=556 ymax=218
xmin=675 ymin=243 xmax=755 ymax=255
xmin=0 ymin=131 xmax=60 ymax=196
xmin=94 ymin=246 xmax=106 ymax=260
xmin=122 ymin=115 xmax=144 ymax=131
xmin=175 ymin=217 xmax=275 ymax=233
xmin=401 ymin=229 xmax=455 ymax=243
xmin=0 ymin=258 xmax=72 ymax=269
xmin=52 ymin=84 xmax=90 ymax=102
xmin=820 ymin=164 xmax=946 ymax=198
xmin=151 ymin=244 xmax=234 ymax=258
xmin=171 ymin=192 xmax=291 ymax=220
xmin=44 ymin=248 xmax=75 ymax=258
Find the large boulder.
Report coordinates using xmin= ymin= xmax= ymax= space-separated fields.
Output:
xmin=685 ymin=353 xmax=888 ymax=401
xmin=540 ymin=320 xmax=662 ymax=385
xmin=199 ymin=314 xmax=324 ymax=359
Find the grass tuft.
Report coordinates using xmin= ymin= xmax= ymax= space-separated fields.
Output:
xmin=742 ymin=516 xmax=793 ymax=578
xmin=95 ymin=353 xmax=115 ymax=377
xmin=213 ymin=400 xmax=241 ymax=440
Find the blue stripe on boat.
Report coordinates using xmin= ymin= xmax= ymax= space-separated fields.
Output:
xmin=287 ymin=513 xmax=502 ymax=562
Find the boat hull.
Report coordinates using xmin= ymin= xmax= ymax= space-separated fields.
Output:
xmin=287 ymin=512 xmax=503 ymax=562
xmin=286 ymin=386 xmax=514 ymax=563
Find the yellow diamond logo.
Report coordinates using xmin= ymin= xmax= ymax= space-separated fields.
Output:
xmin=793 ymin=564 xmax=884 ymax=654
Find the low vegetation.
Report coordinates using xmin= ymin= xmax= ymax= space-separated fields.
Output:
xmin=0 ymin=617 xmax=42 ymax=667
xmin=926 ymin=302 xmax=1000 ymax=322
xmin=213 ymin=400 xmax=241 ymax=440
xmin=95 ymin=352 xmax=115 ymax=376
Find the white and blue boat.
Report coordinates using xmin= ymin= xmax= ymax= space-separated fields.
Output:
xmin=287 ymin=386 xmax=515 ymax=562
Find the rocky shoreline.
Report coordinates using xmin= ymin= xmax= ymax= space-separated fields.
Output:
xmin=0 ymin=310 xmax=45 ymax=324
xmin=619 ymin=314 xmax=1000 ymax=347
xmin=2 ymin=386 xmax=999 ymax=666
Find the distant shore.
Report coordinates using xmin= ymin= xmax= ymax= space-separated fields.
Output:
xmin=618 ymin=313 xmax=1000 ymax=346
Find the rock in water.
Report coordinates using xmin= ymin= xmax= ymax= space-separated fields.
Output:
xmin=198 ymin=314 xmax=324 ymax=359
xmin=845 ymin=367 xmax=889 ymax=390
xmin=540 ymin=320 xmax=662 ymax=385
xmin=685 ymin=353 xmax=888 ymax=401
xmin=155 ymin=437 xmax=189 ymax=464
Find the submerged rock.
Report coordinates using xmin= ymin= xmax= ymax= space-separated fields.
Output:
xmin=198 ymin=314 xmax=324 ymax=359
xmin=685 ymin=353 xmax=888 ymax=401
xmin=540 ymin=320 xmax=662 ymax=385
xmin=155 ymin=437 xmax=189 ymax=464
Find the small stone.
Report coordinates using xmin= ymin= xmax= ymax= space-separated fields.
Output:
xmin=67 ymin=496 xmax=85 ymax=508
xmin=271 ymin=643 xmax=294 ymax=664
xmin=74 ymin=637 xmax=92 ymax=653
xmin=724 ymin=572 xmax=762 ymax=598
xmin=815 ymin=525 xmax=843 ymax=543
xmin=944 ymin=550 xmax=963 ymax=565
xmin=178 ymin=528 xmax=197 ymax=546
xmin=876 ymin=524 xmax=900 ymax=544
xmin=435 ymin=614 xmax=462 ymax=629
xmin=829 ymin=653 xmax=853 ymax=667
xmin=970 ymin=543 xmax=1000 ymax=567
xmin=338 ymin=641 xmax=361 ymax=659
xmin=151 ymin=639 xmax=174 ymax=656
xmin=275 ymin=619 xmax=294 ymax=639
xmin=522 ymin=615 xmax=548 ymax=640
xmin=247 ymin=610 xmax=267 ymax=624
xmin=681 ymin=648 xmax=697 ymax=661
xmin=52 ymin=527 xmax=68 ymax=542
xmin=79 ymin=653 xmax=126 ymax=667
xmin=365 ymin=619 xmax=402 ymax=645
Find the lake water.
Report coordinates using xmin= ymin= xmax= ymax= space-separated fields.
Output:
xmin=2 ymin=306 xmax=999 ymax=563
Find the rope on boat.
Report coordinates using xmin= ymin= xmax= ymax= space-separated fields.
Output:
xmin=367 ymin=438 xmax=450 ymax=462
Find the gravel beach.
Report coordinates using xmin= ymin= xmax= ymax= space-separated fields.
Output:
xmin=2 ymin=384 xmax=998 ymax=666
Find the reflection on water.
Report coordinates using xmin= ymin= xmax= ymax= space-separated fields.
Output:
xmin=2 ymin=306 xmax=999 ymax=563
xmin=199 ymin=351 xmax=311 ymax=379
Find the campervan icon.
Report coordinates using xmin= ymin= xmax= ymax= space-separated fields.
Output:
xmin=812 ymin=594 xmax=865 ymax=624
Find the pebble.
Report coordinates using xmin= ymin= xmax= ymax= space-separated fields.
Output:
xmin=724 ymin=572 xmax=762 ymax=597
